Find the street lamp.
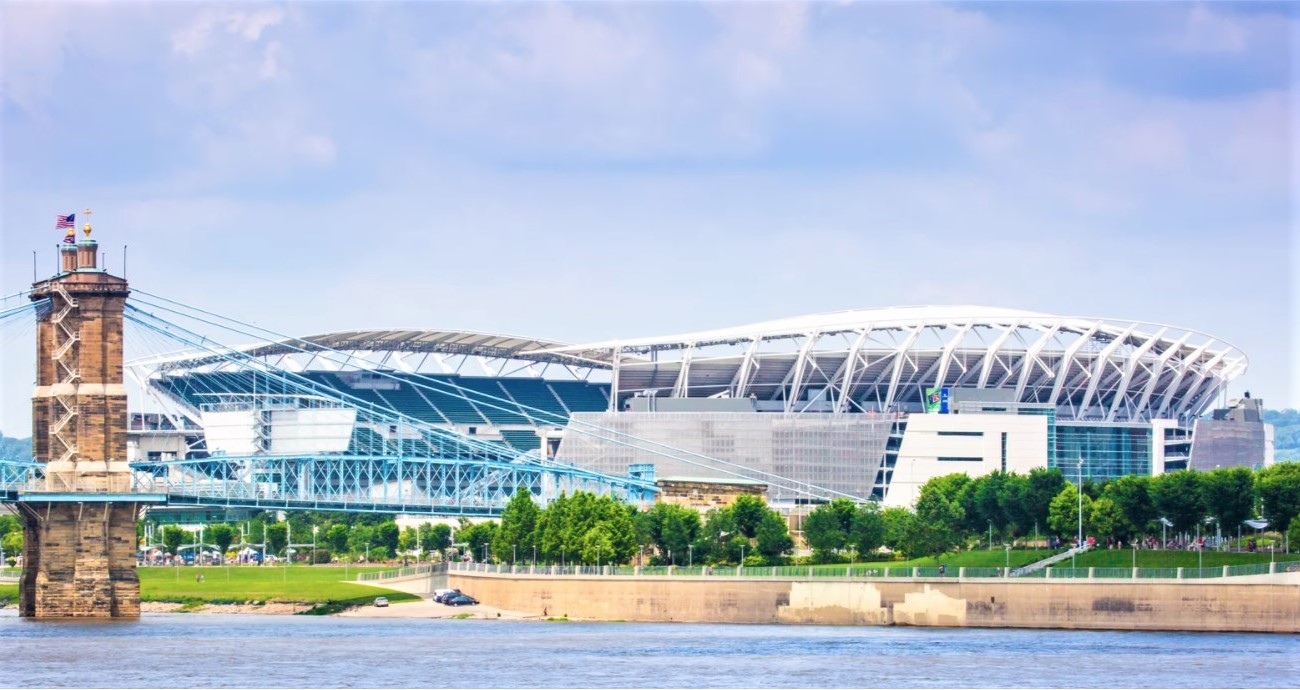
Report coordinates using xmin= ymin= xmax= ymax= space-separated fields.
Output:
xmin=688 ymin=544 xmax=693 ymax=568
xmin=988 ymin=520 xmax=993 ymax=551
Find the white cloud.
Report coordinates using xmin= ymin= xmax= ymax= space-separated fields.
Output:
xmin=171 ymin=7 xmax=285 ymax=57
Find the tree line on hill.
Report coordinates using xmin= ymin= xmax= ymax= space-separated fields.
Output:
xmin=1264 ymin=408 xmax=1300 ymax=461
xmin=798 ymin=463 xmax=1300 ymax=562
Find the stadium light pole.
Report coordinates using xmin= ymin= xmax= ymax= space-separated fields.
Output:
xmin=1075 ymin=457 xmax=1084 ymax=569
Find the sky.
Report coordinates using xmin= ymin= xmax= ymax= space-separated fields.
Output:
xmin=0 ymin=1 xmax=1296 ymax=434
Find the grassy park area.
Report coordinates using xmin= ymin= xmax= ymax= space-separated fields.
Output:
xmin=1071 ymin=549 xmax=1288 ymax=569
xmin=137 ymin=565 xmax=419 ymax=607
xmin=0 ymin=566 xmax=416 ymax=612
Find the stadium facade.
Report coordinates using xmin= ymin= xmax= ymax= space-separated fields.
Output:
xmin=128 ymin=306 xmax=1274 ymax=508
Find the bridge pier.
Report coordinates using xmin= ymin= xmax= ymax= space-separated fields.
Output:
xmin=20 ymin=224 xmax=143 ymax=618
xmin=20 ymin=500 xmax=142 ymax=617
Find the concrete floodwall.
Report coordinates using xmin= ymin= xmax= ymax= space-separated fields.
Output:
xmin=449 ymin=573 xmax=1300 ymax=633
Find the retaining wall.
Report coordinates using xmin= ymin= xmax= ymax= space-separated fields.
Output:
xmin=449 ymin=572 xmax=1300 ymax=633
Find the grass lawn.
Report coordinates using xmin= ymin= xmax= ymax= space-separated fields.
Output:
xmin=811 ymin=549 xmax=1059 ymax=571
xmin=138 ymin=565 xmax=419 ymax=607
xmin=0 ymin=584 xmax=15 ymax=604
xmin=1071 ymin=550 xmax=1294 ymax=569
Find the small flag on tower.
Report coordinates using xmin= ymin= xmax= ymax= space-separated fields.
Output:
xmin=56 ymin=213 xmax=76 ymax=230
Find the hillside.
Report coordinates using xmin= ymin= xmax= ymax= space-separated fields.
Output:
xmin=0 ymin=432 xmax=31 ymax=463
xmin=1263 ymin=409 xmax=1299 ymax=461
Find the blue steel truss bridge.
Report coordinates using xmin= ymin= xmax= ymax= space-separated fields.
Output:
xmin=0 ymin=287 xmax=849 ymax=518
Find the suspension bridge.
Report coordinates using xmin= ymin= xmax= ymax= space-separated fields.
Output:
xmin=2 ymin=224 xmax=856 ymax=617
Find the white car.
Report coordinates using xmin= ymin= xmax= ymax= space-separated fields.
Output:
xmin=373 ymin=596 xmax=389 ymax=607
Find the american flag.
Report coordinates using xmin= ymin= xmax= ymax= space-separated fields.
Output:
xmin=56 ymin=213 xmax=75 ymax=229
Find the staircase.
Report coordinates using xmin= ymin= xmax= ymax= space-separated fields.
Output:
xmin=1011 ymin=544 xmax=1091 ymax=577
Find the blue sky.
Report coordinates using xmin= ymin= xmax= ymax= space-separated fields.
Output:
xmin=0 ymin=1 xmax=1296 ymax=433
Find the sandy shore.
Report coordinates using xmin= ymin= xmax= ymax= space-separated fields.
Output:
xmin=142 ymin=601 xmax=314 ymax=615
xmin=336 ymin=599 xmax=536 ymax=620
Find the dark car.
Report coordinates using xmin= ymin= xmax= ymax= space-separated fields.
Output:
xmin=446 ymin=594 xmax=478 ymax=607
xmin=434 ymin=588 xmax=461 ymax=604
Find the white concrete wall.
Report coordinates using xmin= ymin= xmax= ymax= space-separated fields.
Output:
xmin=883 ymin=413 xmax=1048 ymax=507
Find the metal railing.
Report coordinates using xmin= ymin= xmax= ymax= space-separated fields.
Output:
xmin=446 ymin=559 xmax=1300 ymax=582
xmin=355 ymin=563 xmax=439 ymax=582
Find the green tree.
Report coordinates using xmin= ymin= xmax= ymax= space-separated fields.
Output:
xmin=398 ymin=527 xmax=417 ymax=555
xmin=208 ymin=524 xmax=236 ymax=562
xmin=848 ymin=503 xmax=885 ymax=557
xmin=1257 ymin=463 xmax=1300 ymax=533
xmin=1150 ymin=471 xmax=1205 ymax=534
xmin=375 ymin=521 xmax=400 ymax=557
xmin=535 ymin=492 xmax=572 ymax=563
xmin=1103 ymin=475 xmax=1153 ymax=539
xmin=1089 ymin=497 xmax=1124 ymax=541
xmin=2 ymin=530 xmax=22 ymax=560
xmin=579 ymin=524 xmax=615 ymax=565
xmin=348 ymin=524 xmax=374 ymax=557
xmin=640 ymin=503 xmax=700 ymax=563
xmin=700 ymin=507 xmax=738 ymax=564
xmin=162 ymin=525 xmax=186 ymax=555
xmin=492 ymin=487 xmax=541 ymax=563
xmin=266 ymin=523 xmax=288 ymax=556
xmin=754 ymin=510 xmax=794 ymax=562
xmin=730 ymin=494 xmax=768 ymax=538
xmin=1288 ymin=513 xmax=1300 ymax=554
xmin=1200 ymin=467 xmax=1256 ymax=535
xmin=900 ymin=486 xmax=965 ymax=558
xmin=802 ymin=503 xmax=847 ymax=561
xmin=1023 ymin=468 xmax=1066 ymax=535
xmin=1047 ymin=485 xmax=1092 ymax=540
xmin=427 ymin=524 xmax=452 ymax=553
xmin=325 ymin=524 xmax=349 ymax=554
xmin=459 ymin=520 xmax=499 ymax=562
xmin=880 ymin=507 xmax=913 ymax=552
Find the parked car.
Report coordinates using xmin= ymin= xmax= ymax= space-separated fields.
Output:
xmin=446 ymin=594 xmax=478 ymax=607
xmin=434 ymin=588 xmax=460 ymax=604
xmin=373 ymin=596 xmax=389 ymax=607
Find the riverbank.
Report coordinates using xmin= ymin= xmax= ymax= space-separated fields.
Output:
xmin=449 ymin=569 xmax=1300 ymax=633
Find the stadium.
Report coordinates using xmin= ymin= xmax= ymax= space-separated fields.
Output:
xmin=127 ymin=306 xmax=1273 ymax=509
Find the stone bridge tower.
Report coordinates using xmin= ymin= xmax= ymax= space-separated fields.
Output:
xmin=21 ymin=220 xmax=141 ymax=617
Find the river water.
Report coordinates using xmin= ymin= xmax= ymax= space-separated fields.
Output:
xmin=0 ymin=612 xmax=1294 ymax=688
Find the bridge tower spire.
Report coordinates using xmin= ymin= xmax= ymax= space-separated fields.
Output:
xmin=22 ymin=220 xmax=143 ymax=617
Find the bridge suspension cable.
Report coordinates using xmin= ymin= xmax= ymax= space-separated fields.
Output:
xmin=127 ymin=288 xmax=865 ymax=501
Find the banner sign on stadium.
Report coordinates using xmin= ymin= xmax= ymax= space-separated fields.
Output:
xmin=926 ymin=387 xmax=950 ymax=414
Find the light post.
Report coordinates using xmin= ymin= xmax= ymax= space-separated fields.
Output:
xmin=739 ymin=544 xmax=746 ymax=569
xmin=312 ymin=526 xmax=318 ymax=567
xmin=561 ymin=545 xmax=565 ymax=569
xmin=639 ymin=545 xmax=645 ymax=567
xmin=1132 ymin=543 xmax=1137 ymax=571
xmin=1005 ymin=544 xmax=1010 ymax=573
xmin=1076 ymin=458 xmax=1084 ymax=549
xmin=988 ymin=520 xmax=993 ymax=551
xmin=533 ymin=545 xmax=537 ymax=566
xmin=688 ymin=544 xmax=693 ymax=568
xmin=481 ymin=543 xmax=487 ymax=564
xmin=1073 ymin=457 xmax=1083 ymax=569
xmin=513 ymin=544 xmax=517 ymax=566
